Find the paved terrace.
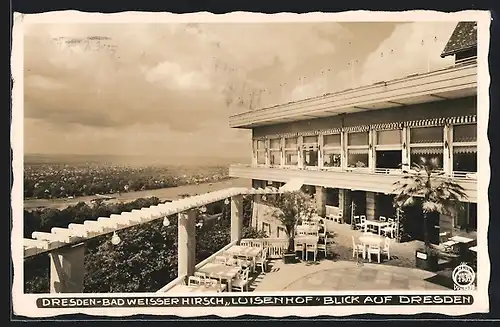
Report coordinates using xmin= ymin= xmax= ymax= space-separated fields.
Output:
xmin=253 ymin=260 xmax=447 ymax=291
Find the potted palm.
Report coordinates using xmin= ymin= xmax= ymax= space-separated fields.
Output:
xmin=266 ymin=191 xmax=316 ymax=264
xmin=392 ymin=157 xmax=467 ymax=272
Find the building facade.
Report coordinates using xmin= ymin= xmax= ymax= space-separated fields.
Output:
xmin=228 ymin=22 xmax=478 ymax=244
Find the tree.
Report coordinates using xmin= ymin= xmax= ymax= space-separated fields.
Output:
xmin=266 ymin=191 xmax=316 ymax=253
xmin=392 ymin=157 xmax=468 ymax=252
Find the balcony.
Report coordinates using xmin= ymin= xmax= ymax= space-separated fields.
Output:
xmin=229 ymin=164 xmax=477 ymax=203
xmin=229 ymin=63 xmax=477 ymax=129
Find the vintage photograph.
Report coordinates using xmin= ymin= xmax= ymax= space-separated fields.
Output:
xmin=12 ymin=11 xmax=490 ymax=317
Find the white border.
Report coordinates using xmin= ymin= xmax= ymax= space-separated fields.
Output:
xmin=11 ymin=10 xmax=491 ymax=318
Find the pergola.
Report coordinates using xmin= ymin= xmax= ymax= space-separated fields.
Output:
xmin=22 ymin=180 xmax=303 ymax=293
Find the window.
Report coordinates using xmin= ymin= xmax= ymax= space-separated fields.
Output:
xmin=409 ymin=126 xmax=444 ymax=169
xmin=452 ymin=124 xmax=477 ymax=174
xmin=454 ymin=202 xmax=477 ymax=231
xmin=262 ymin=222 xmax=271 ymax=235
xmin=284 ymin=137 xmax=298 ymax=165
xmin=269 ymin=138 xmax=281 ymax=166
xmin=375 ymin=129 xmax=402 ymax=170
xmin=375 ymin=194 xmax=396 ymax=219
xmin=323 ymin=134 xmax=341 ymax=168
xmin=347 ymin=132 xmax=369 ymax=168
xmin=326 ymin=188 xmax=339 ymax=207
xmin=255 ymin=140 xmax=266 ymax=165
xmin=302 ymin=136 xmax=319 ymax=167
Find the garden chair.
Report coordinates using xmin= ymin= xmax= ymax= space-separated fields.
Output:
xmin=294 ymin=241 xmax=305 ymax=260
xmin=367 ymin=244 xmax=381 ymax=263
xmin=188 ymin=276 xmax=202 ymax=286
xmin=232 ymin=268 xmax=250 ymax=292
xmin=194 ymin=271 xmax=207 ymax=282
xmin=355 ymin=216 xmax=366 ymax=230
xmin=254 ymin=248 xmax=268 ymax=273
xmin=317 ymin=235 xmax=328 ymax=257
xmin=382 ymin=237 xmax=391 ymax=260
xmin=381 ymin=218 xmax=396 ymax=238
xmin=204 ymin=278 xmax=227 ymax=292
xmin=305 ymin=243 xmax=318 ymax=261
xmin=351 ymin=236 xmax=364 ymax=259
xmin=240 ymin=239 xmax=252 ymax=247
xmin=379 ymin=216 xmax=387 ymax=222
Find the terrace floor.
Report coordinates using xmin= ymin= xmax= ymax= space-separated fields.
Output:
xmin=251 ymin=260 xmax=448 ymax=291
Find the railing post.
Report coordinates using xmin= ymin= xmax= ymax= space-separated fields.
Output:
xmin=49 ymin=243 xmax=85 ymax=293
xmin=178 ymin=210 xmax=197 ymax=278
xmin=231 ymin=195 xmax=244 ymax=243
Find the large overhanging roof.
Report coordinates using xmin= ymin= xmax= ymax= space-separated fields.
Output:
xmin=229 ymin=63 xmax=477 ymax=129
xmin=22 ymin=182 xmax=302 ymax=258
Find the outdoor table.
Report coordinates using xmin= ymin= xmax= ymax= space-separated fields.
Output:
xmin=168 ymin=284 xmax=220 ymax=293
xmin=358 ymin=234 xmax=384 ymax=259
xmin=294 ymin=235 xmax=319 ymax=244
xmin=450 ymin=236 xmax=475 ymax=244
xmin=450 ymin=236 xmax=475 ymax=257
xmin=226 ymin=245 xmax=262 ymax=258
xmin=364 ymin=220 xmax=391 ymax=235
xmin=197 ymin=263 xmax=241 ymax=291
xmin=296 ymin=225 xmax=319 ymax=234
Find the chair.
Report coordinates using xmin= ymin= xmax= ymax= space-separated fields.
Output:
xmin=439 ymin=231 xmax=450 ymax=244
xmin=294 ymin=241 xmax=305 ymax=260
xmin=367 ymin=244 xmax=381 ymax=263
xmin=194 ymin=271 xmax=207 ymax=282
xmin=305 ymin=243 xmax=318 ymax=261
xmin=355 ymin=216 xmax=366 ymax=230
xmin=381 ymin=218 xmax=396 ymax=238
xmin=204 ymin=278 xmax=227 ymax=292
xmin=379 ymin=216 xmax=387 ymax=222
xmin=188 ymin=276 xmax=202 ymax=286
xmin=382 ymin=237 xmax=391 ymax=260
xmin=255 ymin=248 xmax=268 ymax=273
xmin=232 ymin=268 xmax=250 ymax=292
xmin=317 ymin=236 xmax=327 ymax=258
xmin=351 ymin=236 xmax=364 ymax=259
xmin=297 ymin=230 xmax=307 ymax=236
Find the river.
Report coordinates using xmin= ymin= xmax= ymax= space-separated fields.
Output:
xmin=24 ymin=178 xmax=252 ymax=211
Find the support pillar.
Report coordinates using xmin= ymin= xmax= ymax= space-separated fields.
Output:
xmin=339 ymin=189 xmax=345 ymax=221
xmin=315 ymin=186 xmax=326 ymax=217
xmin=178 ymin=210 xmax=197 ymax=278
xmin=49 ymin=243 xmax=85 ymax=293
xmin=342 ymin=189 xmax=352 ymax=224
xmin=366 ymin=192 xmax=376 ymax=220
xmin=231 ymin=195 xmax=244 ymax=243
xmin=252 ymin=194 xmax=262 ymax=230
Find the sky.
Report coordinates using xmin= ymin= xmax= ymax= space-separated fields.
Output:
xmin=23 ymin=20 xmax=458 ymax=164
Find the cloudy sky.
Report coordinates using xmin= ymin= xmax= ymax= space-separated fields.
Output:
xmin=23 ymin=20 xmax=458 ymax=163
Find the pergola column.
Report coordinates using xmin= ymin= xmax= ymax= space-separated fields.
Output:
xmin=178 ymin=210 xmax=197 ymax=278
xmin=315 ymin=186 xmax=326 ymax=217
xmin=231 ymin=195 xmax=244 ymax=243
xmin=49 ymin=243 xmax=85 ymax=293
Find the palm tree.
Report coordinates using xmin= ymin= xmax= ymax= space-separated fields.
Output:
xmin=267 ymin=191 xmax=316 ymax=253
xmin=392 ymin=157 xmax=468 ymax=251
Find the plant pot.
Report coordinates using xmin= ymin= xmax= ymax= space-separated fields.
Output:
xmin=282 ymin=253 xmax=296 ymax=264
xmin=415 ymin=250 xmax=439 ymax=272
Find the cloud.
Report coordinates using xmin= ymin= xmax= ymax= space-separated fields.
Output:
xmin=358 ymin=22 xmax=457 ymax=85
xmin=24 ymin=22 xmax=349 ymax=134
